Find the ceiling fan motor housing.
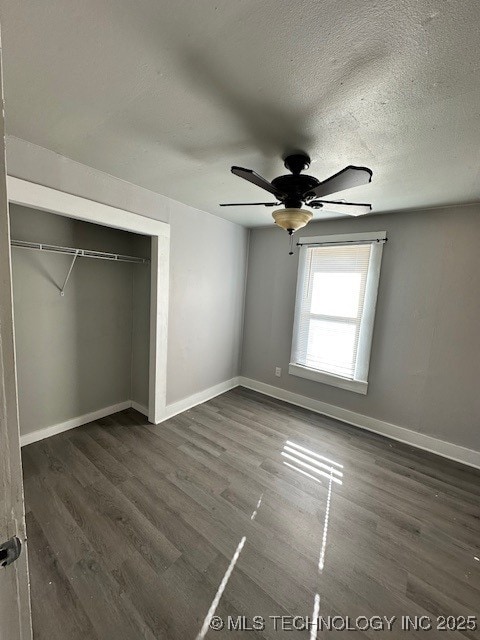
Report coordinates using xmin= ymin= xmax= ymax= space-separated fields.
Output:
xmin=269 ymin=153 xmax=318 ymax=208
xmin=272 ymin=174 xmax=319 ymax=208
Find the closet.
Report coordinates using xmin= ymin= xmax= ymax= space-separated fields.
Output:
xmin=9 ymin=204 xmax=151 ymax=442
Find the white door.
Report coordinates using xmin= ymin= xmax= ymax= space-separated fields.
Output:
xmin=0 ymin=29 xmax=33 ymax=640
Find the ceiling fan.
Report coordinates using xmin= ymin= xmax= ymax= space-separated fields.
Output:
xmin=220 ymin=153 xmax=373 ymax=236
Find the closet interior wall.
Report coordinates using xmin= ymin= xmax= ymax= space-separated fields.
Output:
xmin=9 ymin=204 xmax=151 ymax=437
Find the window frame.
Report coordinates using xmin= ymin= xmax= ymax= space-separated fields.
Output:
xmin=289 ymin=231 xmax=386 ymax=395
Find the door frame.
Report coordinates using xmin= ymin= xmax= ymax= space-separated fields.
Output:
xmin=6 ymin=176 xmax=170 ymax=424
xmin=0 ymin=161 xmax=33 ymax=640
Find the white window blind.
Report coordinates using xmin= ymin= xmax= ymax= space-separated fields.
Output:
xmin=290 ymin=232 xmax=385 ymax=393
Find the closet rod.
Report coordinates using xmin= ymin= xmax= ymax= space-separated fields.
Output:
xmin=10 ymin=239 xmax=150 ymax=264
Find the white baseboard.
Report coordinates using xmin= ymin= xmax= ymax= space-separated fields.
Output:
xmin=131 ymin=400 xmax=149 ymax=416
xmin=161 ymin=377 xmax=241 ymax=422
xmin=20 ymin=376 xmax=480 ymax=471
xmin=20 ymin=401 xmax=132 ymax=447
xmin=238 ymin=377 xmax=480 ymax=470
xmin=19 ymin=378 xmax=241 ymax=447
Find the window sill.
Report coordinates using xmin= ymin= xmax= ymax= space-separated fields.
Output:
xmin=288 ymin=363 xmax=368 ymax=395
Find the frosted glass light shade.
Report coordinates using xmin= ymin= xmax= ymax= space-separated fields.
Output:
xmin=272 ymin=208 xmax=313 ymax=233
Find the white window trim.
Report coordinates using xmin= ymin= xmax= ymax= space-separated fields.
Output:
xmin=288 ymin=363 xmax=369 ymax=394
xmin=289 ymin=231 xmax=386 ymax=394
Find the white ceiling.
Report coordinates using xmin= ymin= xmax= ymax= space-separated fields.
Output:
xmin=1 ymin=0 xmax=479 ymax=227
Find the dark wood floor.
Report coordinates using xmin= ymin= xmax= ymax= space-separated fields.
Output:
xmin=22 ymin=387 xmax=480 ymax=639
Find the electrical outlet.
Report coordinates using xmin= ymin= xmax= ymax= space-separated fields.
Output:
xmin=275 ymin=367 xmax=282 ymax=377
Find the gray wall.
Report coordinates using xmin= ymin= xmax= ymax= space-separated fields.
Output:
xmin=10 ymin=205 xmax=150 ymax=435
xmin=167 ymin=204 xmax=247 ymax=402
xmin=7 ymin=136 xmax=249 ymax=407
xmin=241 ymin=206 xmax=480 ymax=452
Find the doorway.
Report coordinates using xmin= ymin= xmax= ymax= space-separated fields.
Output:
xmin=7 ymin=176 xmax=170 ymax=426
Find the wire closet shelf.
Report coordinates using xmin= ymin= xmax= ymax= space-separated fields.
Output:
xmin=10 ymin=239 xmax=150 ymax=296
xmin=10 ymin=239 xmax=150 ymax=264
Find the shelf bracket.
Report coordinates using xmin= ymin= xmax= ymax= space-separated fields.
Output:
xmin=60 ymin=252 xmax=79 ymax=296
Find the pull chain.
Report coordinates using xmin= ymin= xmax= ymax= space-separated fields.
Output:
xmin=289 ymin=233 xmax=294 ymax=255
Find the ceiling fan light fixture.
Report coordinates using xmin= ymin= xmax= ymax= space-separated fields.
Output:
xmin=272 ymin=208 xmax=313 ymax=234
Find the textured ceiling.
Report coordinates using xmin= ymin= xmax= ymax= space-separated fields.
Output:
xmin=1 ymin=0 xmax=479 ymax=227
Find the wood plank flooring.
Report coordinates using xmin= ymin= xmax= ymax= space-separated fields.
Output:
xmin=22 ymin=387 xmax=480 ymax=639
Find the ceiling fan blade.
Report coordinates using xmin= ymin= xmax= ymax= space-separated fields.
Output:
xmin=231 ymin=166 xmax=286 ymax=198
xmin=310 ymin=199 xmax=372 ymax=216
xmin=305 ymin=165 xmax=372 ymax=199
xmin=220 ymin=202 xmax=279 ymax=207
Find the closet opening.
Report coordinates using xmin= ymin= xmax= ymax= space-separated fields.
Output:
xmin=7 ymin=176 xmax=170 ymax=445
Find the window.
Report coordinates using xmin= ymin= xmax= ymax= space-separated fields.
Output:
xmin=290 ymin=231 xmax=386 ymax=394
